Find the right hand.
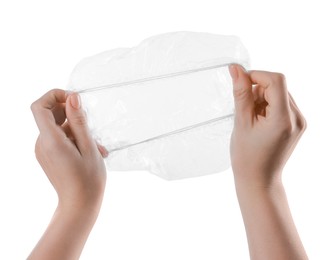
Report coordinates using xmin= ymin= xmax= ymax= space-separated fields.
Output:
xmin=229 ymin=64 xmax=306 ymax=187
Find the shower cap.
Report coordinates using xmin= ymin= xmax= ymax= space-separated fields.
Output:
xmin=67 ymin=32 xmax=250 ymax=180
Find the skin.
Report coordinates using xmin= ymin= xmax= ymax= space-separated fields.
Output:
xmin=28 ymin=65 xmax=308 ymax=259
xmin=229 ymin=64 xmax=308 ymax=259
xmin=28 ymin=90 xmax=108 ymax=260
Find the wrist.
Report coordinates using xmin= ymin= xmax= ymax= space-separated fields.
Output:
xmin=57 ymin=192 xmax=105 ymax=220
xmin=54 ymin=201 xmax=103 ymax=233
xmin=57 ymin=182 xmax=106 ymax=210
xmin=233 ymin=169 xmax=283 ymax=193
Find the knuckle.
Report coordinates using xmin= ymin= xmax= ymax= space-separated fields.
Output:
xmin=271 ymin=73 xmax=286 ymax=86
xmin=233 ymin=87 xmax=249 ymax=100
xmin=72 ymin=114 xmax=87 ymax=126
xmin=273 ymin=72 xmax=286 ymax=82
xmin=279 ymin=113 xmax=307 ymax=140
xmin=302 ymin=117 xmax=307 ymax=131
xmin=30 ymin=100 xmax=39 ymax=113
xmin=297 ymin=114 xmax=307 ymax=133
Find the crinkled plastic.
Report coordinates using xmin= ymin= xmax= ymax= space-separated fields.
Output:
xmin=67 ymin=32 xmax=250 ymax=180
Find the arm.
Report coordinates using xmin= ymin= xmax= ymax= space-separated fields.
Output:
xmin=229 ymin=65 xmax=308 ymax=260
xmin=28 ymin=90 xmax=108 ymax=260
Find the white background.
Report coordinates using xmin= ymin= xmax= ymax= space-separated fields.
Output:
xmin=0 ymin=0 xmax=332 ymax=259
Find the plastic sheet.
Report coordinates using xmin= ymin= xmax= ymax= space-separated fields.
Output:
xmin=67 ymin=32 xmax=250 ymax=180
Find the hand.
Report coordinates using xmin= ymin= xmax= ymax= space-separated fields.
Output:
xmin=229 ymin=65 xmax=308 ymax=260
xmin=229 ymin=64 xmax=306 ymax=187
xmin=31 ymin=89 xmax=108 ymax=208
xmin=29 ymin=89 xmax=108 ymax=260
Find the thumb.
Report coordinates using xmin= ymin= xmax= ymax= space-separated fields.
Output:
xmin=229 ymin=64 xmax=254 ymax=122
xmin=66 ymin=93 xmax=93 ymax=153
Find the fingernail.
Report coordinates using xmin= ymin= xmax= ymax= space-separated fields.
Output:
xmin=97 ymin=144 xmax=109 ymax=158
xmin=70 ymin=94 xmax=81 ymax=109
xmin=102 ymin=150 xmax=109 ymax=158
xmin=229 ymin=64 xmax=238 ymax=80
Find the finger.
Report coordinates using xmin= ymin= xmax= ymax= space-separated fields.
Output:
xmin=61 ymin=121 xmax=74 ymax=142
xmin=52 ymin=102 xmax=66 ymax=125
xmin=252 ymin=84 xmax=268 ymax=117
xmin=288 ymin=93 xmax=307 ymax=132
xmin=97 ymin=143 xmax=109 ymax=158
xmin=288 ymin=92 xmax=303 ymax=116
xmin=31 ymin=89 xmax=67 ymax=135
xmin=249 ymin=71 xmax=290 ymax=118
xmin=252 ymin=84 xmax=265 ymax=103
xmin=228 ymin=64 xmax=254 ymax=123
xmin=284 ymin=94 xmax=307 ymax=158
xmin=65 ymin=93 xmax=94 ymax=154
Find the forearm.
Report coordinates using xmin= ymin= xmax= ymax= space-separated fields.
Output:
xmin=234 ymin=176 xmax=308 ymax=260
xmin=28 ymin=202 xmax=102 ymax=260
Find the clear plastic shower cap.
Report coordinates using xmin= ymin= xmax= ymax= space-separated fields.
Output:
xmin=67 ymin=31 xmax=250 ymax=180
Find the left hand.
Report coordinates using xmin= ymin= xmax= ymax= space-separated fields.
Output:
xmin=31 ymin=89 xmax=108 ymax=209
